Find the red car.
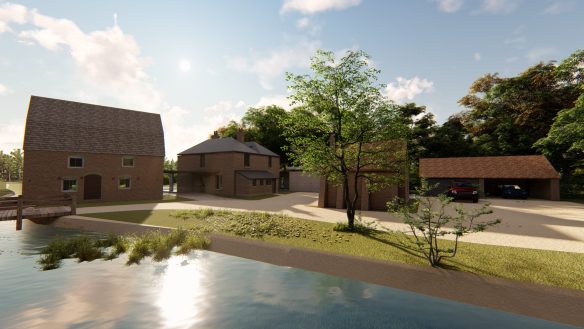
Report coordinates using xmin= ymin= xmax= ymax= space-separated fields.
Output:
xmin=447 ymin=182 xmax=479 ymax=203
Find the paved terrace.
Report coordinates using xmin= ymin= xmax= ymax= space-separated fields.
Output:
xmin=76 ymin=192 xmax=584 ymax=253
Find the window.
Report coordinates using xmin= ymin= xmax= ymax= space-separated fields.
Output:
xmin=68 ymin=156 xmax=84 ymax=168
xmin=252 ymin=179 xmax=257 ymax=186
xmin=268 ymin=156 xmax=272 ymax=168
xmin=215 ymin=175 xmax=223 ymax=190
xmin=118 ymin=176 xmax=131 ymax=190
xmin=122 ymin=157 xmax=134 ymax=167
xmin=260 ymin=179 xmax=264 ymax=186
xmin=244 ymin=153 xmax=250 ymax=167
xmin=200 ymin=154 xmax=206 ymax=168
xmin=62 ymin=178 xmax=77 ymax=192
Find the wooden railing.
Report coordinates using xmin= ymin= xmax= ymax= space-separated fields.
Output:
xmin=0 ymin=195 xmax=77 ymax=230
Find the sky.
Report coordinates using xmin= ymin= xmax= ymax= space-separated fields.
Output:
xmin=0 ymin=0 xmax=583 ymax=158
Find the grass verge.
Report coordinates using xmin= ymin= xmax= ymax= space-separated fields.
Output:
xmin=82 ymin=209 xmax=584 ymax=291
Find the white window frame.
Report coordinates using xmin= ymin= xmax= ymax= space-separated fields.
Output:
xmin=118 ymin=176 xmax=132 ymax=190
xmin=68 ymin=156 xmax=84 ymax=168
xmin=122 ymin=156 xmax=135 ymax=168
xmin=215 ymin=175 xmax=223 ymax=190
xmin=61 ymin=177 xmax=78 ymax=192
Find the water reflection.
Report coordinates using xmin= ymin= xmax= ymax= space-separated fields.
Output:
xmin=0 ymin=221 xmax=577 ymax=329
xmin=155 ymin=255 xmax=207 ymax=329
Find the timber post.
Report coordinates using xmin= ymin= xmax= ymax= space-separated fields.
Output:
xmin=16 ymin=196 xmax=23 ymax=231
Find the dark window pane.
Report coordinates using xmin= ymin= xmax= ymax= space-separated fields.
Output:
xmin=69 ymin=157 xmax=83 ymax=167
xmin=119 ymin=177 xmax=131 ymax=189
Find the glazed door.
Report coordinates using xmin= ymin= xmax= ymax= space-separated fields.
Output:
xmin=84 ymin=174 xmax=102 ymax=200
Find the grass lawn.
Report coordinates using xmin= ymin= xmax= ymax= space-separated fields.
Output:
xmin=78 ymin=194 xmax=192 ymax=208
xmin=0 ymin=188 xmax=15 ymax=197
xmin=82 ymin=209 xmax=584 ymax=291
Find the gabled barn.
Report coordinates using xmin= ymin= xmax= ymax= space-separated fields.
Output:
xmin=23 ymin=96 xmax=165 ymax=201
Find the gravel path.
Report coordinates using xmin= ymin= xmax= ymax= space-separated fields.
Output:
xmin=77 ymin=192 xmax=584 ymax=253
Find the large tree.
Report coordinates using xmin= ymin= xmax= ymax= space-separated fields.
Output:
xmin=535 ymin=93 xmax=584 ymax=196
xmin=458 ymin=57 xmax=581 ymax=156
xmin=285 ymin=50 xmax=407 ymax=230
xmin=423 ymin=114 xmax=476 ymax=158
xmin=217 ymin=106 xmax=291 ymax=166
xmin=395 ymin=103 xmax=437 ymax=188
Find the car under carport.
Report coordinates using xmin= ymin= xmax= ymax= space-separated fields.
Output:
xmin=419 ymin=155 xmax=561 ymax=200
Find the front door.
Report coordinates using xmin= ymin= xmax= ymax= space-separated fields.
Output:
xmin=84 ymin=174 xmax=102 ymax=200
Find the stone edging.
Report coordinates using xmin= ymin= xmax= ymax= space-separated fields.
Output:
xmin=31 ymin=216 xmax=584 ymax=327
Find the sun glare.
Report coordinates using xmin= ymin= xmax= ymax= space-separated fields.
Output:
xmin=156 ymin=256 xmax=206 ymax=328
xmin=179 ymin=59 xmax=191 ymax=72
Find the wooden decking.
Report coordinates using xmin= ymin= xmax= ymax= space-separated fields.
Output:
xmin=0 ymin=195 xmax=77 ymax=230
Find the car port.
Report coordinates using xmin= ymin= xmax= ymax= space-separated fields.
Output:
xmin=420 ymin=155 xmax=561 ymax=201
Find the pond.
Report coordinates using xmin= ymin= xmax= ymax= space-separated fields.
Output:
xmin=0 ymin=221 xmax=578 ymax=329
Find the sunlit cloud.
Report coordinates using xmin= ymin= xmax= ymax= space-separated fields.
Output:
xmin=280 ymin=0 xmax=361 ymax=15
xmin=385 ymin=76 xmax=434 ymax=104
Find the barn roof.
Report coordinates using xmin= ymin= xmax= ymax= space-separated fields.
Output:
xmin=23 ymin=96 xmax=165 ymax=157
xmin=419 ymin=155 xmax=560 ymax=179
xmin=178 ymin=137 xmax=279 ymax=157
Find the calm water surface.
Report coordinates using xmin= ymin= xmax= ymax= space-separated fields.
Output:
xmin=0 ymin=221 xmax=578 ymax=329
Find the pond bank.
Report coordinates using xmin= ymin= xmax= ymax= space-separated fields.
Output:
xmin=28 ymin=215 xmax=584 ymax=327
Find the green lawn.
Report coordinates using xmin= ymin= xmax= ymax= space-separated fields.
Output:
xmin=78 ymin=194 xmax=192 ymax=208
xmin=0 ymin=189 xmax=14 ymax=197
xmin=82 ymin=209 xmax=584 ymax=291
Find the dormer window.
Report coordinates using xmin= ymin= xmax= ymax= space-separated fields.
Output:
xmin=68 ymin=156 xmax=84 ymax=168
xmin=122 ymin=157 xmax=135 ymax=167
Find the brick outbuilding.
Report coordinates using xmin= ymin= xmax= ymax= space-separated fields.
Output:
xmin=22 ymin=96 xmax=165 ymax=202
xmin=419 ymin=155 xmax=561 ymax=200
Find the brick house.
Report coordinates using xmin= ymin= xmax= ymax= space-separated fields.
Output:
xmin=419 ymin=155 xmax=561 ymax=200
xmin=177 ymin=131 xmax=280 ymax=197
xmin=22 ymin=96 xmax=165 ymax=202
xmin=318 ymin=140 xmax=409 ymax=211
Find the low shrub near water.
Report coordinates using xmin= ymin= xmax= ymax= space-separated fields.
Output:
xmin=37 ymin=228 xmax=210 ymax=270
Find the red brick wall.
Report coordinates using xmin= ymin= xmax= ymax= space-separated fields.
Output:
xmin=23 ymin=150 xmax=163 ymax=201
xmin=177 ymin=151 xmax=280 ymax=196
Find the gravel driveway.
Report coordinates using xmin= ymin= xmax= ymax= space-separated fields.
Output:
xmin=77 ymin=192 xmax=584 ymax=253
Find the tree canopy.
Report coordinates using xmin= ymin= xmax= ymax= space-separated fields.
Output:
xmin=285 ymin=49 xmax=407 ymax=229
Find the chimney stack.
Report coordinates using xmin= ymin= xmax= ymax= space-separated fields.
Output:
xmin=210 ymin=131 xmax=220 ymax=139
xmin=236 ymin=128 xmax=245 ymax=143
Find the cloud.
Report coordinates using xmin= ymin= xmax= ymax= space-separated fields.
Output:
xmin=0 ymin=3 xmax=27 ymax=33
xmin=0 ymin=5 xmax=210 ymax=158
xmin=543 ymin=1 xmax=575 ymax=15
xmin=480 ymin=0 xmax=522 ymax=14
xmin=296 ymin=17 xmax=310 ymax=29
xmin=226 ymin=40 xmax=320 ymax=89
xmin=0 ymin=121 xmax=25 ymax=153
xmin=432 ymin=0 xmax=464 ymax=13
xmin=204 ymin=100 xmax=247 ymax=128
xmin=473 ymin=52 xmax=481 ymax=61
xmin=280 ymin=0 xmax=361 ymax=14
xmin=526 ymin=47 xmax=557 ymax=62
xmin=385 ymin=76 xmax=434 ymax=104
xmin=0 ymin=83 xmax=13 ymax=95
xmin=254 ymin=94 xmax=292 ymax=110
